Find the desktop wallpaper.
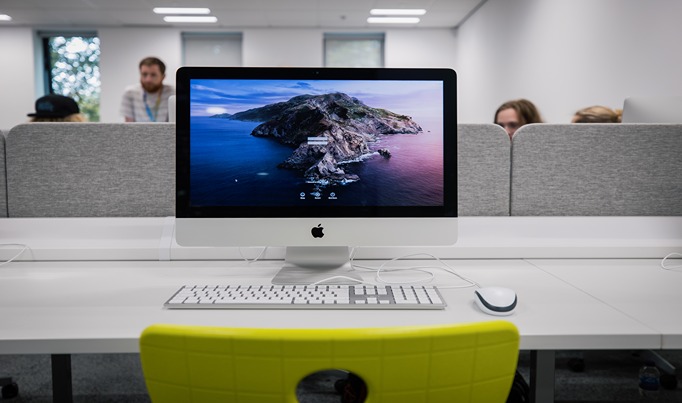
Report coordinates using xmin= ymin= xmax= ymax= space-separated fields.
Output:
xmin=189 ymin=79 xmax=444 ymax=207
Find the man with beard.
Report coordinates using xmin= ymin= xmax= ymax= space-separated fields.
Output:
xmin=120 ymin=57 xmax=175 ymax=122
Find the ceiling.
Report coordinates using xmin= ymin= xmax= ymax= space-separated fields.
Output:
xmin=0 ymin=0 xmax=484 ymax=29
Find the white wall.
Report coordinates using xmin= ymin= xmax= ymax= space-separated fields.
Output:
xmin=0 ymin=27 xmax=458 ymax=127
xmin=384 ymin=28 xmax=457 ymax=68
xmin=0 ymin=28 xmax=37 ymax=131
xmin=456 ymin=0 xmax=682 ymax=123
xmin=243 ymin=29 xmax=323 ymax=67
xmin=3 ymin=0 xmax=681 ymax=127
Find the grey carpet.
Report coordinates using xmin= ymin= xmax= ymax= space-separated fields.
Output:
xmin=1 ymin=350 xmax=681 ymax=402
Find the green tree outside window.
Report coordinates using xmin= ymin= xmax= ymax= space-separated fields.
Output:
xmin=47 ymin=35 xmax=100 ymax=122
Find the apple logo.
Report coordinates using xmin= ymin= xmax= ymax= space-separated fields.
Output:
xmin=311 ymin=224 xmax=324 ymax=238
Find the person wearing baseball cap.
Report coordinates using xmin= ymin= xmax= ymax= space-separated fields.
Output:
xmin=28 ymin=94 xmax=87 ymax=122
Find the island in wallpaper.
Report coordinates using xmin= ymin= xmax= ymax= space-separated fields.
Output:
xmin=189 ymin=79 xmax=444 ymax=207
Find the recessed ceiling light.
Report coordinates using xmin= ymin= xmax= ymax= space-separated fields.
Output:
xmin=367 ymin=17 xmax=420 ymax=24
xmin=370 ymin=9 xmax=426 ymax=16
xmin=0 ymin=14 xmax=12 ymax=21
xmin=163 ymin=16 xmax=217 ymax=23
xmin=153 ymin=7 xmax=211 ymax=15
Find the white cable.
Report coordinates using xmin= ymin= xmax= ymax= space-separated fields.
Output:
xmin=310 ymin=276 xmax=379 ymax=287
xmin=349 ymin=246 xmax=358 ymax=262
xmin=158 ymin=216 xmax=175 ymax=261
xmin=297 ymin=249 xmax=480 ymax=289
xmin=304 ymin=248 xmax=378 ymax=286
xmin=0 ymin=244 xmax=29 ymax=267
xmin=239 ymin=246 xmax=268 ymax=263
xmin=376 ymin=260 xmax=435 ymax=284
xmin=661 ymin=252 xmax=682 ymax=271
xmin=351 ymin=251 xmax=479 ymax=288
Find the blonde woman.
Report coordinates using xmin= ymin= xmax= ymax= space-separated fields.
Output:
xmin=572 ymin=105 xmax=622 ymax=123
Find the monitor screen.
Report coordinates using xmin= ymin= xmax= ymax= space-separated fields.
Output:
xmin=175 ymin=67 xmax=457 ymax=284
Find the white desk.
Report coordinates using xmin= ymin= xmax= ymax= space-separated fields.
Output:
xmin=1 ymin=216 xmax=680 ymax=402
xmin=0 ymin=259 xmax=661 ymax=403
xmin=0 ymin=259 xmax=660 ymax=354
xmin=529 ymin=258 xmax=682 ymax=349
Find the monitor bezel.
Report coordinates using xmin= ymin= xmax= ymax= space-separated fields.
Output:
xmin=176 ymin=67 xmax=457 ymax=219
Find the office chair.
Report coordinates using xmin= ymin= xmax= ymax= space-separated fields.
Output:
xmin=140 ymin=321 xmax=520 ymax=403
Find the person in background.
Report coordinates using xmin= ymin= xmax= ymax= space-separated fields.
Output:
xmin=28 ymin=94 xmax=88 ymax=122
xmin=494 ymin=98 xmax=543 ymax=139
xmin=120 ymin=57 xmax=175 ymax=122
xmin=571 ymin=105 xmax=622 ymax=123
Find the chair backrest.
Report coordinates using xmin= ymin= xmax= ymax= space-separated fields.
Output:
xmin=510 ymin=123 xmax=682 ymax=216
xmin=140 ymin=321 xmax=519 ymax=403
xmin=5 ymin=122 xmax=175 ymax=217
xmin=0 ymin=130 xmax=7 ymax=217
xmin=458 ymin=124 xmax=511 ymax=216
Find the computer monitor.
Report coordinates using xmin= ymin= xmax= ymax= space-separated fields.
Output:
xmin=622 ymin=96 xmax=682 ymax=123
xmin=168 ymin=95 xmax=176 ymax=123
xmin=175 ymin=67 xmax=457 ymax=284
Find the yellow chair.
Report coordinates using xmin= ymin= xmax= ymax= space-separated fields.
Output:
xmin=139 ymin=321 xmax=519 ymax=403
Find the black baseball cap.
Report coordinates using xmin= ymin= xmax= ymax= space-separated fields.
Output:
xmin=28 ymin=94 xmax=80 ymax=118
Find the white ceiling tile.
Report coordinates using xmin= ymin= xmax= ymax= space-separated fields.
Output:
xmin=0 ymin=0 xmax=484 ymax=28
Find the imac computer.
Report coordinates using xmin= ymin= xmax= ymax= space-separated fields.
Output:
xmin=175 ymin=67 xmax=457 ymax=284
xmin=622 ymin=96 xmax=682 ymax=123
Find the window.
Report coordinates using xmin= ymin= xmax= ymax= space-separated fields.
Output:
xmin=324 ymin=33 xmax=384 ymax=67
xmin=40 ymin=32 xmax=100 ymax=121
xmin=182 ymin=33 xmax=242 ymax=66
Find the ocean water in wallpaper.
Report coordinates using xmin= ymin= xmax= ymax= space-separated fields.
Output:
xmin=189 ymin=79 xmax=444 ymax=207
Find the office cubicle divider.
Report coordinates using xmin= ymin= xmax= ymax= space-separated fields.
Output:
xmin=458 ymin=124 xmax=511 ymax=216
xmin=510 ymin=124 xmax=682 ymax=216
xmin=4 ymin=123 xmax=514 ymax=218
xmin=0 ymin=130 xmax=7 ymax=217
xmin=3 ymin=122 xmax=681 ymax=219
xmin=5 ymin=123 xmax=175 ymax=218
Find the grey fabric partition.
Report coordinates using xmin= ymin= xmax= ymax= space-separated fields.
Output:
xmin=0 ymin=130 xmax=7 ymax=217
xmin=6 ymin=123 xmax=175 ymax=217
xmin=457 ymin=124 xmax=511 ymax=216
xmin=510 ymin=123 xmax=682 ymax=216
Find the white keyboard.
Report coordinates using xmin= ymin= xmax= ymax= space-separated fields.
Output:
xmin=164 ymin=284 xmax=446 ymax=310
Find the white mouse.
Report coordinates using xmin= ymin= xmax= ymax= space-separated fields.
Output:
xmin=474 ymin=287 xmax=517 ymax=316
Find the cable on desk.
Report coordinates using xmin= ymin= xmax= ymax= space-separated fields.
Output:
xmin=310 ymin=275 xmax=378 ymax=287
xmin=276 ymin=248 xmax=479 ymax=289
xmin=304 ymin=247 xmax=382 ymax=287
xmin=240 ymin=246 xmax=268 ymax=263
xmin=159 ymin=216 xmax=175 ymax=261
xmin=0 ymin=244 xmax=29 ymax=267
xmin=661 ymin=252 xmax=682 ymax=271
xmin=350 ymin=251 xmax=480 ymax=289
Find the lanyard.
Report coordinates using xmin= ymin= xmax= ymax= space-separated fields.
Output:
xmin=143 ymin=86 xmax=163 ymax=122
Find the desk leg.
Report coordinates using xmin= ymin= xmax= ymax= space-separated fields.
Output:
xmin=530 ymin=350 xmax=555 ymax=403
xmin=51 ymin=354 xmax=73 ymax=403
